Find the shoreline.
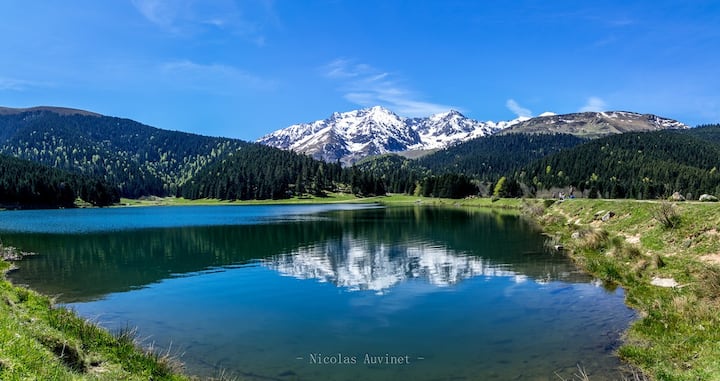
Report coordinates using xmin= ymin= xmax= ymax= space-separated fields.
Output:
xmin=525 ymin=198 xmax=720 ymax=380
xmin=0 ymin=256 xmax=191 ymax=380
xmin=2 ymin=197 xmax=718 ymax=379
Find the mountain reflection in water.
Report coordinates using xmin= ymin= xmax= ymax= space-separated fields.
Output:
xmin=1 ymin=205 xmax=634 ymax=381
xmin=268 ymin=237 xmax=561 ymax=291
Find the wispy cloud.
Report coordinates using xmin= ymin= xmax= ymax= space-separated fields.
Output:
xmin=505 ymin=99 xmax=532 ymax=118
xmin=579 ymin=96 xmax=608 ymax=112
xmin=322 ymin=59 xmax=456 ymax=116
xmin=131 ymin=0 xmax=178 ymax=29
xmin=131 ymin=0 xmax=273 ymax=45
xmin=0 ymin=77 xmax=47 ymax=91
xmin=159 ymin=60 xmax=275 ymax=93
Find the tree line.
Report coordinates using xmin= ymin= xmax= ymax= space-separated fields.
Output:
xmin=4 ymin=108 xmax=720 ymax=205
xmin=179 ymin=144 xmax=387 ymax=200
xmin=0 ymin=111 xmax=245 ymax=198
xmin=0 ymin=154 xmax=119 ymax=207
xmin=520 ymin=129 xmax=720 ymax=199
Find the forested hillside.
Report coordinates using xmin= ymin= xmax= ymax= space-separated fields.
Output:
xmin=521 ymin=130 xmax=720 ymax=199
xmin=416 ymin=133 xmax=585 ymax=180
xmin=180 ymin=144 xmax=386 ymax=200
xmin=3 ymin=106 xmax=718 ymax=203
xmin=353 ymin=154 xmax=429 ymax=194
xmin=0 ymin=110 xmax=245 ymax=197
xmin=0 ymin=154 xmax=119 ymax=207
xmin=353 ymin=134 xmax=586 ymax=198
xmin=682 ymin=124 xmax=720 ymax=145
xmin=352 ymin=155 xmax=482 ymax=198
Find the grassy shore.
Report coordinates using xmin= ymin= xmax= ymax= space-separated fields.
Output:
xmin=381 ymin=196 xmax=720 ymax=380
xmin=0 ymin=254 xmax=190 ymax=380
xmin=117 ymin=192 xmax=376 ymax=206
xmin=529 ymin=199 xmax=720 ymax=381
xmin=159 ymin=193 xmax=720 ymax=379
xmin=116 ymin=193 xmax=526 ymax=209
xmin=3 ymin=195 xmax=719 ymax=380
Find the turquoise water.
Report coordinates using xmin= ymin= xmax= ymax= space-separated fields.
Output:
xmin=1 ymin=205 xmax=635 ymax=380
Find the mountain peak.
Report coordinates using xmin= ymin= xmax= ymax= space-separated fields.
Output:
xmin=367 ymin=105 xmax=393 ymax=113
xmin=258 ymin=107 xmax=503 ymax=164
xmin=430 ymin=109 xmax=465 ymax=120
xmin=258 ymin=107 xmax=689 ymax=165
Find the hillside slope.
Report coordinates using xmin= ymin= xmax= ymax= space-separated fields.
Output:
xmin=0 ymin=154 xmax=119 ymax=207
xmin=522 ymin=130 xmax=720 ymax=198
xmin=0 ymin=108 xmax=246 ymax=197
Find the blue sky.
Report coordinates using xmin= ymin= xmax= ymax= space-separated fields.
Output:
xmin=1 ymin=1 xmax=719 ymax=140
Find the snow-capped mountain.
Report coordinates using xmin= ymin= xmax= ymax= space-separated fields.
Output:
xmin=258 ymin=106 xmax=421 ymax=164
xmin=264 ymin=235 xmax=521 ymax=292
xmin=258 ymin=106 xmax=524 ymax=164
xmin=500 ymin=111 xmax=688 ymax=137
xmin=257 ymin=107 xmax=688 ymax=165
xmin=406 ymin=110 xmax=528 ymax=150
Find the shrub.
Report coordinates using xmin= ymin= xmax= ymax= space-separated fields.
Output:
xmin=651 ymin=201 xmax=681 ymax=229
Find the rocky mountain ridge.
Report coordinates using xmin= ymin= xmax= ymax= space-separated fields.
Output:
xmin=258 ymin=107 xmax=688 ymax=165
xmin=258 ymin=106 xmax=528 ymax=164
xmin=500 ymin=111 xmax=688 ymax=138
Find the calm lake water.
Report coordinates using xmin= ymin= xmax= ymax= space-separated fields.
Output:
xmin=1 ymin=204 xmax=635 ymax=380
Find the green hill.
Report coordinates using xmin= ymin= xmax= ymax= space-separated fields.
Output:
xmin=522 ymin=130 xmax=720 ymax=199
xmin=180 ymin=143 xmax=386 ymax=200
xmin=416 ymin=133 xmax=585 ymax=180
xmin=0 ymin=108 xmax=246 ymax=197
xmin=682 ymin=124 xmax=720 ymax=145
xmin=0 ymin=154 xmax=119 ymax=207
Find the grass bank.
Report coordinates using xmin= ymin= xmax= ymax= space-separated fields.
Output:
xmin=117 ymin=193 xmax=526 ymax=208
xmin=529 ymin=199 xmax=720 ymax=381
xmin=0 ymin=249 xmax=190 ymax=380
xmin=4 ymin=196 xmax=718 ymax=380
xmin=379 ymin=196 xmax=720 ymax=380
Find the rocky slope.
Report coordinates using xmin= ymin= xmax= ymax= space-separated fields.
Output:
xmin=500 ymin=111 xmax=688 ymax=138
xmin=259 ymin=108 xmax=688 ymax=165
xmin=258 ymin=106 xmax=525 ymax=164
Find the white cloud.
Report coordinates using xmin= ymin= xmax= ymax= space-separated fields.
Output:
xmin=324 ymin=59 xmax=364 ymax=79
xmin=0 ymin=77 xmax=46 ymax=91
xmin=159 ymin=60 xmax=275 ymax=93
xmin=131 ymin=0 xmax=179 ymax=29
xmin=131 ymin=0 xmax=272 ymax=44
xmin=579 ymin=97 xmax=608 ymax=112
xmin=505 ymin=99 xmax=532 ymax=118
xmin=322 ymin=59 xmax=457 ymax=117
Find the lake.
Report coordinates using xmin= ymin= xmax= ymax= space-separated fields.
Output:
xmin=1 ymin=204 xmax=635 ymax=380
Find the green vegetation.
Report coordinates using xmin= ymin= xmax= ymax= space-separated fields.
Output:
xmin=0 ymin=256 xmax=188 ymax=380
xmin=180 ymin=145 xmax=386 ymax=200
xmin=357 ymin=128 xmax=720 ymax=201
xmin=0 ymin=154 xmax=119 ymax=208
xmin=355 ymin=133 xmax=585 ymax=195
xmin=0 ymin=110 xmax=245 ymax=198
xmin=533 ymin=199 xmax=720 ymax=380
xmin=0 ymin=109 xmax=389 ymax=204
xmin=684 ymin=124 xmax=720 ymax=145
xmin=5 ymin=109 xmax=718 ymax=206
xmin=416 ymin=133 xmax=585 ymax=180
xmin=374 ymin=196 xmax=720 ymax=379
xmin=354 ymin=154 xmax=429 ymax=194
xmin=522 ymin=130 xmax=720 ymax=199
xmin=5 ymin=196 xmax=720 ymax=379
xmin=119 ymin=192 xmax=377 ymax=207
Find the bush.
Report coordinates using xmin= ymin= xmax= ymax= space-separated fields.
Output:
xmin=651 ymin=201 xmax=681 ymax=229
